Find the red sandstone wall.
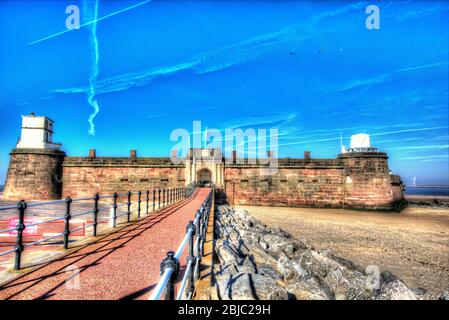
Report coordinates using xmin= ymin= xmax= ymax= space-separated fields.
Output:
xmin=224 ymin=166 xmax=345 ymax=208
xmin=390 ymin=175 xmax=405 ymax=203
xmin=3 ymin=150 xmax=65 ymax=200
xmin=62 ymin=165 xmax=186 ymax=198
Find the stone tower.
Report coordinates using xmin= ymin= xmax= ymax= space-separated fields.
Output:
xmin=3 ymin=113 xmax=66 ymax=200
xmin=338 ymin=134 xmax=397 ymax=209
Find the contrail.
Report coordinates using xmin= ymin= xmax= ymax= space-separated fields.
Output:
xmin=54 ymin=2 xmax=368 ymax=96
xmin=85 ymin=0 xmax=100 ymax=136
xmin=53 ymin=1 xmax=449 ymax=97
xmin=28 ymin=0 xmax=151 ymax=45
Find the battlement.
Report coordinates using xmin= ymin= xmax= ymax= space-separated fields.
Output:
xmin=63 ymin=157 xmax=179 ymax=167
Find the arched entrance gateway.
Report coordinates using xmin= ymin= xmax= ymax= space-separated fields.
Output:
xmin=197 ymin=168 xmax=212 ymax=187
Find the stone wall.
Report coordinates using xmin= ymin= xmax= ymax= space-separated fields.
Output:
xmin=62 ymin=157 xmax=185 ymax=198
xmin=3 ymin=149 xmax=65 ymax=200
xmin=338 ymin=152 xmax=395 ymax=209
xmin=223 ymin=153 xmax=402 ymax=210
xmin=3 ymin=148 xmax=404 ymax=209
xmin=224 ymin=165 xmax=345 ymax=208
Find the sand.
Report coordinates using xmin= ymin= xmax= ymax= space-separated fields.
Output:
xmin=238 ymin=205 xmax=449 ymax=294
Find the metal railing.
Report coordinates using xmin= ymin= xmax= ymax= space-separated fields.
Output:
xmin=0 ymin=184 xmax=197 ymax=270
xmin=149 ymin=185 xmax=214 ymax=300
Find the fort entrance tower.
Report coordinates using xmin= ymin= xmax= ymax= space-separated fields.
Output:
xmin=184 ymin=148 xmax=224 ymax=187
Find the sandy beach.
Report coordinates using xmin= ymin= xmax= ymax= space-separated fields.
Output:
xmin=238 ymin=204 xmax=449 ymax=294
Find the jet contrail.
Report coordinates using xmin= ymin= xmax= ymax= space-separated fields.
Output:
xmin=53 ymin=1 xmax=449 ymax=97
xmin=86 ymin=0 xmax=100 ymax=136
xmin=28 ymin=0 xmax=151 ymax=45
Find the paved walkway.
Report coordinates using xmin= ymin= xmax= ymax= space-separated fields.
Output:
xmin=0 ymin=188 xmax=211 ymax=300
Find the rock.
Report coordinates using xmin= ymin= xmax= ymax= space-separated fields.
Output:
xmin=241 ymin=256 xmax=257 ymax=273
xmin=216 ymin=240 xmax=243 ymax=265
xmin=223 ymin=273 xmax=289 ymax=300
xmin=249 ymin=245 xmax=279 ymax=268
xmin=277 ymin=252 xmax=307 ymax=282
xmin=259 ymin=233 xmax=295 ymax=256
xmin=292 ymin=238 xmax=314 ymax=251
xmin=286 ymin=276 xmax=335 ymax=300
xmin=438 ymin=288 xmax=449 ymax=300
xmin=217 ymin=263 xmax=240 ymax=277
xmin=239 ymin=229 xmax=261 ymax=247
xmin=295 ymin=250 xmax=327 ymax=278
xmin=258 ymin=265 xmax=284 ymax=281
xmin=322 ymin=265 xmax=370 ymax=300
xmin=214 ymin=206 xmax=438 ymax=300
xmin=373 ymin=272 xmax=420 ymax=300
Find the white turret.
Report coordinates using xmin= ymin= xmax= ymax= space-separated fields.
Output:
xmin=347 ymin=133 xmax=378 ymax=153
xmin=16 ymin=113 xmax=62 ymax=150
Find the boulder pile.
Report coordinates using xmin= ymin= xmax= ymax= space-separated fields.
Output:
xmin=213 ymin=205 xmax=448 ymax=300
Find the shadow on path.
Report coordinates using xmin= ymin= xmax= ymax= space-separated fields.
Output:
xmin=0 ymin=191 xmax=200 ymax=300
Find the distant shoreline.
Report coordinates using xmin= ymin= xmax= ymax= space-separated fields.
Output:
xmin=404 ymin=187 xmax=449 ymax=197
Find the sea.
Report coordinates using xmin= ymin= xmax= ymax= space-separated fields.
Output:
xmin=404 ymin=187 xmax=449 ymax=196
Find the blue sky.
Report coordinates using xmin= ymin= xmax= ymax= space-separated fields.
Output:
xmin=0 ymin=0 xmax=448 ymax=186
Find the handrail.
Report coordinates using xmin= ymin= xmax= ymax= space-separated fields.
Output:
xmin=0 ymin=185 xmax=194 ymax=270
xmin=150 ymin=185 xmax=214 ymax=300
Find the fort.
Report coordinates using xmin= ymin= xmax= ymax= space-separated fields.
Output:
xmin=2 ymin=113 xmax=405 ymax=210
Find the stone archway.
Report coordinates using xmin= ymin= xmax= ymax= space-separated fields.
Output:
xmin=197 ymin=168 xmax=212 ymax=187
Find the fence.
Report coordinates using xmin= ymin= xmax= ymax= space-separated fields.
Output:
xmin=149 ymin=185 xmax=214 ymax=300
xmin=0 ymin=183 xmax=197 ymax=270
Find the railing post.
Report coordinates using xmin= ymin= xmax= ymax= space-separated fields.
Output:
xmin=160 ymin=251 xmax=179 ymax=300
xmin=137 ymin=191 xmax=142 ymax=218
xmin=170 ymin=189 xmax=173 ymax=204
xmin=63 ymin=196 xmax=72 ymax=249
xmin=93 ymin=193 xmax=100 ymax=237
xmin=158 ymin=189 xmax=161 ymax=209
xmin=14 ymin=200 xmax=27 ymax=270
xmin=127 ymin=191 xmax=132 ymax=222
xmin=186 ymin=221 xmax=196 ymax=298
xmin=199 ymin=210 xmax=205 ymax=258
xmin=194 ymin=211 xmax=201 ymax=280
xmin=163 ymin=189 xmax=166 ymax=207
xmin=112 ymin=192 xmax=118 ymax=228
xmin=146 ymin=190 xmax=149 ymax=215
xmin=153 ymin=189 xmax=156 ymax=211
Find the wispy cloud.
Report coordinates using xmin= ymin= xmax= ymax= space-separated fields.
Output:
xmin=147 ymin=105 xmax=219 ymax=119
xmin=219 ymin=113 xmax=297 ymax=129
xmin=370 ymin=126 xmax=449 ymax=137
xmin=53 ymin=2 xmax=367 ymax=96
xmin=275 ymin=126 xmax=449 ymax=148
xmin=400 ymin=154 xmax=449 ymax=160
xmin=328 ymin=62 xmax=447 ymax=93
xmin=28 ymin=0 xmax=151 ymax=45
xmin=388 ymin=144 xmax=449 ymax=151
xmin=91 ymin=3 xmax=436 ymax=99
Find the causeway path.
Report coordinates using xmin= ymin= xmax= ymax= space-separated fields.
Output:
xmin=0 ymin=188 xmax=211 ymax=300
